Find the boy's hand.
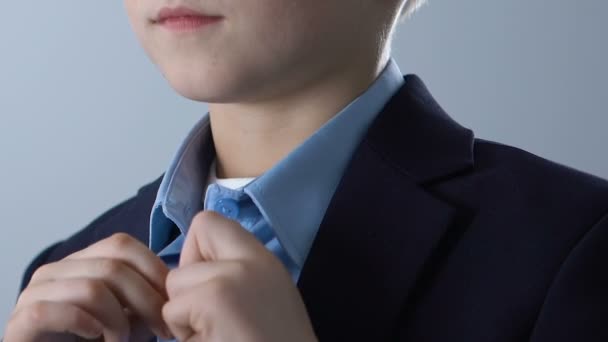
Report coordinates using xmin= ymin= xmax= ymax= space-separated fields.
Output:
xmin=162 ymin=211 xmax=318 ymax=342
xmin=4 ymin=233 xmax=173 ymax=342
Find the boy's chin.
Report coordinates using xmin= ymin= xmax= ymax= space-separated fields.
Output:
xmin=163 ymin=75 xmax=234 ymax=103
xmin=172 ymin=86 xmax=221 ymax=103
xmin=164 ymin=73 xmax=273 ymax=104
xmin=168 ymin=82 xmax=253 ymax=104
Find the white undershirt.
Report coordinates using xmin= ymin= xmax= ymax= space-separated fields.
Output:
xmin=206 ymin=160 xmax=255 ymax=191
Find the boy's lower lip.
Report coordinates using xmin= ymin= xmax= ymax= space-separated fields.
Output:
xmin=158 ymin=15 xmax=223 ymax=32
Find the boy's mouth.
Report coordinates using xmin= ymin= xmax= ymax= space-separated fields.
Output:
xmin=152 ymin=6 xmax=223 ymax=32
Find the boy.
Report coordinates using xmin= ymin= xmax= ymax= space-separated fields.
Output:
xmin=5 ymin=0 xmax=608 ymax=341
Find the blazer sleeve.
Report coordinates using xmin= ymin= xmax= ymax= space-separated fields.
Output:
xmin=530 ymin=210 xmax=608 ymax=341
xmin=17 ymin=195 xmax=138 ymax=293
xmin=18 ymin=242 xmax=62 ymax=294
xmin=16 ymin=175 xmax=163 ymax=296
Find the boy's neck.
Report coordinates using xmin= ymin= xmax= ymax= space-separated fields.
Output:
xmin=209 ymin=56 xmax=389 ymax=179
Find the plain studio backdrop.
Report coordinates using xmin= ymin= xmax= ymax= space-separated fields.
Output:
xmin=1 ymin=1 xmax=607 ymax=335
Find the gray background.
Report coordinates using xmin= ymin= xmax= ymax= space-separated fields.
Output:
xmin=1 ymin=0 xmax=606 ymax=335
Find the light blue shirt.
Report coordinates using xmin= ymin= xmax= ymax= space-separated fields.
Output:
xmin=149 ymin=59 xmax=404 ymax=276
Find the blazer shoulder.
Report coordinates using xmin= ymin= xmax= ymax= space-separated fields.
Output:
xmin=469 ymin=138 xmax=608 ymax=219
xmin=474 ymin=138 xmax=608 ymax=190
xmin=19 ymin=174 xmax=164 ymax=291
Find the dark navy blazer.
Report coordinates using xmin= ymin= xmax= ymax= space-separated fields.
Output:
xmin=20 ymin=75 xmax=608 ymax=341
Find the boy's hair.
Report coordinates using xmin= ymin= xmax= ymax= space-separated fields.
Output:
xmin=401 ymin=0 xmax=427 ymax=17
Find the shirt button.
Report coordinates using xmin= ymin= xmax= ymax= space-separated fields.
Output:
xmin=216 ymin=198 xmax=239 ymax=220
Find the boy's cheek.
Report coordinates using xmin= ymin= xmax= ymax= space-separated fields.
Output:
xmin=120 ymin=0 xmax=368 ymax=103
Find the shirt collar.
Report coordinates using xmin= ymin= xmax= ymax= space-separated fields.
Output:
xmin=149 ymin=58 xmax=404 ymax=263
xmin=149 ymin=116 xmax=214 ymax=252
xmin=244 ymin=59 xmax=404 ymax=267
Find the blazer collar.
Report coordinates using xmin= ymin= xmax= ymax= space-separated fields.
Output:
xmin=296 ymin=74 xmax=475 ymax=340
xmin=366 ymin=74 xmax=474 ymax=183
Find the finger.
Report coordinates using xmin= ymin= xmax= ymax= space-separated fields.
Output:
xmin=130 ymin=315 xmax=161 ymax=342
xmin=5 ymin=301 xmax=103 ymax=341
xmin=166 ymin=261 xmax=242 ymax=298
xmin=17 ymin=278 xmax=130 ymax=341
xmin=29 ymin=258 xmax=171 ymax=339
xmin=181 ymin=211 xmax=267 ymax=266
xmin=66 ymin=233 xmax=169 ymax=295
xmin=162 ymin=290 xmax=206 ymax=342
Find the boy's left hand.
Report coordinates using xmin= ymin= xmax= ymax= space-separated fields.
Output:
xmin=162 ymin=211 xmax=318 ymax=342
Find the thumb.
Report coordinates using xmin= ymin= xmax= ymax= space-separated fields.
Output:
xmin=179 ymin=210 xmax=266 ymax=266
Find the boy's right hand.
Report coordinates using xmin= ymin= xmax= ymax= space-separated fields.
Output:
xmin=4 ymin=233 xmax=172 ymax=342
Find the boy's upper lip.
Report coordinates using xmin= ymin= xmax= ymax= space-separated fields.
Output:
xmin=153 ymin=5 xmax=220 ymax=23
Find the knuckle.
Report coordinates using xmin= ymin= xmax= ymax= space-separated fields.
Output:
xmin=231 ymin=261 xmax=251 ymax=278
xmin=192 ymin=210 xmax=220 ymax=227
xmin=163 ymin=300 xmax=212 ymax=341
xmin=14 ymin=291 xmax=28 ymax=309
xmin=77 ymin=279 xmax=107 ymax=303
xmin=165 ymin=269 xmax=178 ymax=294
xmin=106 ymin=232 xmax=135 ymax=249
xmin=162 ymin=301 xmax=182 ymax=327
xmin=161 ymin=301 xmax=173 ymax=321
xmin=15 ymin=286 xmax=40 ymax=309
xmin=192 ymin=309 xmax=213 ymax=340
xmin=72 ymin=309 xmax=95 ymax=329
xmin=24 ymin=301 xmax=50 ymax=324
xmin=205 ymin=278 xmax=234 ymax=300
xmin=29 ymin=262 xmax=54 ymax=283
xmin=96 ymin=258 xmax=124 ymax=277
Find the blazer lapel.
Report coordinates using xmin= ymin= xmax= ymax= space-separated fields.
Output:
xmin=297 ymin=74 xmax=475 ymax=341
